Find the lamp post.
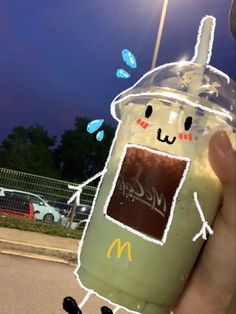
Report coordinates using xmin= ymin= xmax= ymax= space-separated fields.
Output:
xmin=150 ymin=0 xmax=169 ymax=69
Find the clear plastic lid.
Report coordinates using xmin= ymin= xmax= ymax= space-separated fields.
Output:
xmin=111 ymin=62 xmax=236 ymax=132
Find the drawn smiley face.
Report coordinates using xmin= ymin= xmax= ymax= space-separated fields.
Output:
xmin=144 ymin=104 xmax=193 ymax=145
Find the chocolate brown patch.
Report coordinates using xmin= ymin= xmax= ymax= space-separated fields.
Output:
xmin=106 ymin=146 xmax=188 ymax=240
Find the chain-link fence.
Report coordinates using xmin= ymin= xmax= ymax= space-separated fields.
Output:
xmin=0 ymin=167 xmax=97 ymax=229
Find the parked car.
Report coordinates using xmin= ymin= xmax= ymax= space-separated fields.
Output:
xmin=47 ymin=198 xmax=71 ymax=215
xmin=0 ymin=187 xmax=61 ymax=224
xmin=0 ymin=192 xmax=36 ymax=220
xmin=61 ymin=204 xmax=91 ymax=229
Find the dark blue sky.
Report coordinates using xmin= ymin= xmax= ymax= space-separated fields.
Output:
xmin=0 ymin=0 xmax=235 ymax=141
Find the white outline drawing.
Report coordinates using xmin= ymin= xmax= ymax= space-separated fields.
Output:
xmin=110 ymin=87 xmax=233 ymax=123
xmin=78 ymin=291 xmax=93 ymax=309
xmin=192 ymin=192 xmax=214 ymax=241
xmin=68 ymin=170 xmax=107 ymax=206
xmin=113 ymin=306 xmax=121 ymax=313
xmin=78 ymin=291 xmax=121 ymax=313
xmin=191 ymin=15 xmax=216 ymax=65
xmin=65 ymin=15 xmax=232 ymax=313
xmin=103 ymin=143 xmax=191 ymax=246
xmin=67 ymin=123 xmax=147 ymax=314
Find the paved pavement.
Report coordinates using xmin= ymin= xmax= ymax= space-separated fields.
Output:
xmin=0 ymin=254 xmax=121 ymax=314
xmin=0 ymin=227 xmax=79 ymax=264
xmin=0 ymin=228 xmax=129 ymax=314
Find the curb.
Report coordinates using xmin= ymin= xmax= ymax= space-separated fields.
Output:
xmin=0 ymin=249 xmax=77 ymax=266
xmin=0 ymin=238 xmax=78 ymax=265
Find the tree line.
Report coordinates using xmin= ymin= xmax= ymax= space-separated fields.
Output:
xmin=0 ymin=117 xmax=115 ymax=183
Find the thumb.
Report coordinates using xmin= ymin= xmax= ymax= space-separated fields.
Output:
xmin=208 ymin=130 xmax=236 ymax=231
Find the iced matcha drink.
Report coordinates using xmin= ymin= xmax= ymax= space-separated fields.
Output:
xmin=76 ymin=17 xmax=236 ymax=314
xmin=78 ymin=88 xmax=233 ymax=313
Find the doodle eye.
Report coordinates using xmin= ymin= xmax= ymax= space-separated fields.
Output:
xmin=184 ymin=116 xmax=192 ymax=131
xmin=145 ymin=105 xmax=153 ymax=118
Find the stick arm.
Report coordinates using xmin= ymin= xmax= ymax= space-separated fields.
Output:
xmin=67 ymin=169 xmax=107 ymax=206
xmin=192 ymin=191 xmax=214 ymax=241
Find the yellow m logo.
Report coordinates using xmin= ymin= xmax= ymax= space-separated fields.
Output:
xmin=107 ymin=238 xmax=132 ymax=262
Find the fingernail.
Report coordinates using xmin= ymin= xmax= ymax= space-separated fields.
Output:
xmin=215 ymin=131 xmax=232 ymax=154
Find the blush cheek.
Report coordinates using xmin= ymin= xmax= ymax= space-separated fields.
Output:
xmin=136 ymin=118 xmax=149 ymax=129
xmin=178 ymin=132 xmax=193 ymax=141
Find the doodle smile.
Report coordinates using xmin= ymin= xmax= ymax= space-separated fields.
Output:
xmin=157 ymin=128 xmax=176 ymax=145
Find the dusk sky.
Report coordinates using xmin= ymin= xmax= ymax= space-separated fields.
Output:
xmin=0 ymin=0 xmax=235 ymax=141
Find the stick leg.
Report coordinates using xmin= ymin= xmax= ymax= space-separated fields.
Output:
xmin=78 ymin=291 xmax=93 ymax=309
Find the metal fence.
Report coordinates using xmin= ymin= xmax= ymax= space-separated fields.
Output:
xmin=0 ymin=167 xmax=97 ymax=227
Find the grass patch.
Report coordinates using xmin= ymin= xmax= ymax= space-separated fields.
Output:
xmin=0 ymin=216 xmax=83 ymax=239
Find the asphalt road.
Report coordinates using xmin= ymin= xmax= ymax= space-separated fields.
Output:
xmin=0 ymin=254 xmax=125 ymax=314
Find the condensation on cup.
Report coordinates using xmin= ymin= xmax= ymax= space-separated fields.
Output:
xmin=70 ymin=16 xmax=236 ymax=314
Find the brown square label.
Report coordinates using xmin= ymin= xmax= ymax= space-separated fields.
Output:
xmin=105 ymin=144 xmax=190 ymax=243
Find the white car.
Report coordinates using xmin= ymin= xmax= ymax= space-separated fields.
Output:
xmin=0 ymin=187 xmax=61 ymax=223
xmin=60 ymin=204 xmax=91 ymax=229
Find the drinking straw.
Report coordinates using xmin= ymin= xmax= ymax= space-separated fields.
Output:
xmin=150 ymin=0 xmax=169 ymax=69
xmin=179 ymin=16 xmax=216 ymax=150
xmin=188 ymin=15 xmax=216 ymax=96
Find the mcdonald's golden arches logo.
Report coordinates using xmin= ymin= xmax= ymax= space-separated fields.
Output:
xmin=106 ymin=238 xmax=132 ymax=262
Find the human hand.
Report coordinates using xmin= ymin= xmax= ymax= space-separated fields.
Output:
xmin=173 ymin=131 xmax=236 ymax=314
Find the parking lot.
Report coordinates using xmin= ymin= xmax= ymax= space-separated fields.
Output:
xmin=0 ymin=167 xmax=96 ymax=231
xmin=0 ymin=253 xmax=121 ymax=314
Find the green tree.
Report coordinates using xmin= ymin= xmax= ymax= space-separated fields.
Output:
xmin=0 ymin=124 xmax=58 ymax=177
xmin=55 ymin=116 xmax=115 ymax=183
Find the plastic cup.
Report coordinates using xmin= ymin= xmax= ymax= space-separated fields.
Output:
xmin=77 ymin=62 xmax=235 ymax=313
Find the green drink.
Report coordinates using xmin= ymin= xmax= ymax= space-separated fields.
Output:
xmin=76 ymin=17 xmax=236 ymax=314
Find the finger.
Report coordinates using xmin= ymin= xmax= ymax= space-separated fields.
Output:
xmin=230 ymin=0 xmax=236 ymax=39
xmin=208 ymin=131 xmax=236 ymax=183
xmin=226 ymin=294 xmax=236 ymax=314
xmin=208 ymin=130 xmax=236 ymax=231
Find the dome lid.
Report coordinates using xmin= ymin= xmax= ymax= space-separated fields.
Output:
xmin=111 ymin=62 xmax=236 ymax=131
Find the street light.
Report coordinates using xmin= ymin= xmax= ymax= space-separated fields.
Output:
xmin=150 ymin=0 xmax=169 ymax=69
